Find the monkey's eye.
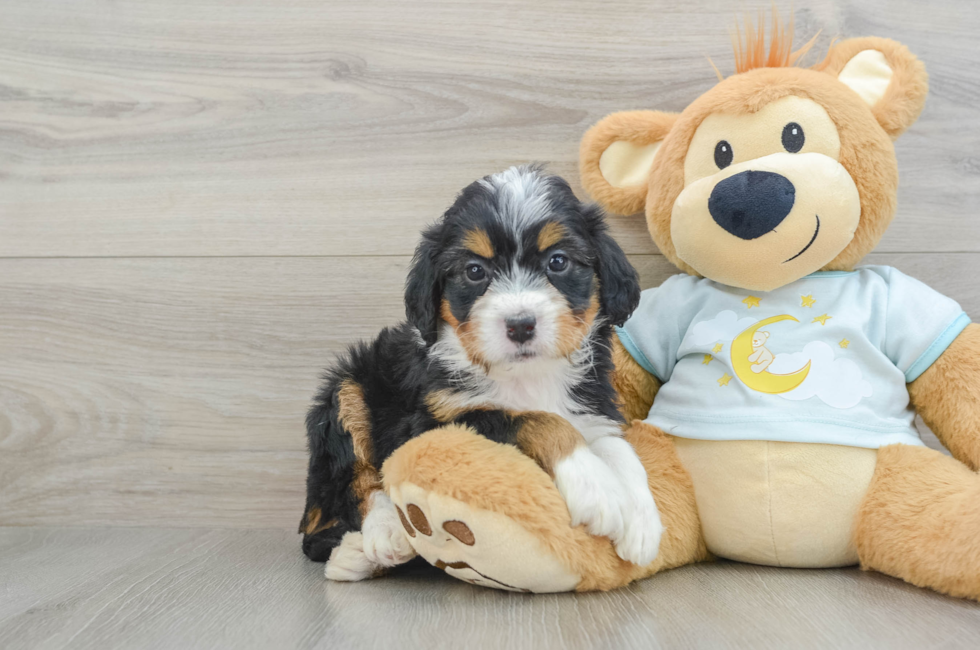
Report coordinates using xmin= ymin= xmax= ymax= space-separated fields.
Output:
xmin=782 ymin=122 xmax=805 ymax=153
xmin=465 ymin=263 xmax=486 ymax=282
xmin=548 ymin=254 xmax=569 ymax=273
xmin=714 ymin=140 xmax=733 ymax=169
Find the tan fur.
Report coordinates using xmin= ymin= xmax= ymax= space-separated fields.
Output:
xmin=855 ymin=444 xmax=980 ymax=601
xmin=815 ymin=37 xmax=928 ymax=139
xmin=908 ymin=324 xmax=980 ymax=470
xmin=513 ymin=412 xmax=586 ymax=478
xmin=425 ymin=388 xmax=485 ymax=423
xmin=579 ymin=110 xmax=679 ymax=216
xmin=426 ymin=391 xmax=584 ymax=477
xmin=382 ymin=423 xmax=708 ymax=591
xmin=300 ymin=507 xmax=340 ymax=536
xmin=337 ymin=379 xmax=383 ymax=517
xmin=555 ymin=293 xmax=599 ymax=357
xmin=580 ymin=38 xmax=928 ymax=278
xmin=440 ymin=299 xmax=489 ymax=369
xmin=610 ymin=332 xmax=661 ymax=422
xmin=536 ymin=221 xmax=566 ymax=251
xmin=338 ymin=380 xmax=373 ymax=462
xmin=463 ymin=228 xmax=494 ymax=259
xmin=300 ymin=507 xmax=320 ymax=534
xmin=317 ymin=518 xmax=339 ymax=535
xmin=642 ymin=66 xmax=899 ymax=277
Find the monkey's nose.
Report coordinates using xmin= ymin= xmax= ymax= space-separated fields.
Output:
xmin=708 ymin=171 xmax=796 ymax=239
xmin=505 ymin=316 xmax=536 ymax=344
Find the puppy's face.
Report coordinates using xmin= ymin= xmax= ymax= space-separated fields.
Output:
xmin=406 ymin=166 xmax=639 ymax=369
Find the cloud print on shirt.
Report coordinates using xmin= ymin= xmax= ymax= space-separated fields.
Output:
xmin=686 ymin=310 xmax=757 ymax=347
xmin=769 ymin=342 xmax=873 ymax=409
xmin=686 ymin=310 xmax=873 ymax=409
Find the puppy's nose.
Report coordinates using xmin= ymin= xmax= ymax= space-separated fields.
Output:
xmin=505 ymin=316 xmax=536 ymax=344
xmin=708 ymin=171 xmax=796 ymax=240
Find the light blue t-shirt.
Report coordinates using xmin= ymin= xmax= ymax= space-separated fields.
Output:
xmin=616 ymin=266 xmax=970 ymax=449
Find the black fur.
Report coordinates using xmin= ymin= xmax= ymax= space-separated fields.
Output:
xmin=301 ymin=166 xmax=641 ymax=562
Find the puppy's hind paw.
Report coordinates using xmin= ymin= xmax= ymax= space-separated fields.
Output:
xmin=324 ymin=532 xmax=376 ymax=582
xmin=362 ymin=493 xmax=417 ymax=567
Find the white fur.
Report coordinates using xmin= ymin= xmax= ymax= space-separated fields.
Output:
xmin=470 ymin=266 xmax=567 ymax=367
xmin=554 ymin=446 xmax=625 ymax=541
xmin=430 ymin=323 xmax=663 ymax=566
xmin=361 ymin=492 xmax=416 ymax=567
xmin=325 ymin=494 xmax=416 ymax=582
xmin=423 ymin=166 xmax=662 ymax=565
xmin=324 ymin=532 xmax=375 ymax=581
xmin=430 ymin=322 xmax=591 ymax=418
xmin=479 ymin=165 xmax=552 ymax=238
xmin=590 ymin=436 xmax=664 ymax=565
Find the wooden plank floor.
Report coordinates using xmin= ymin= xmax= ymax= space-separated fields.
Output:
xmin=1 ymin=527 xmax=979 ymax=650
xmin=2 ymin=0 xmax=980 ymax=646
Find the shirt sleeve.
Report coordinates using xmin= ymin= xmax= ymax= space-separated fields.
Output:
xmin=877 ymin=266 xmax=971 ymax=382
xmin=615 ymin=274 xmax=697 ymax=382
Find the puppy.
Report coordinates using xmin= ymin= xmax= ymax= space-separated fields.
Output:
xmin=300 ymin=165 xmax=663 ymax=581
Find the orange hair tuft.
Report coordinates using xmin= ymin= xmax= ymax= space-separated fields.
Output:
xmin=731 ymin=7 xmax=821 ymax=75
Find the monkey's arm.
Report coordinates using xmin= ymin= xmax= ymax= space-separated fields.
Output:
xmin=611 ymin=332 xmax=661 ymax=422
xmin=908 ymin=323 xmax=980 ymax=470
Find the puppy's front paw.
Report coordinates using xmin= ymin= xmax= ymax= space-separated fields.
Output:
xmin=325 ymin=532 xmax=375 ymax=581
xmin=554 ymin=447 xmax=627 ymax=541
xmin=614 ymin=496 xmax=664 ymax=566
xmin=362 ymin=493 xmax=416 ymax=567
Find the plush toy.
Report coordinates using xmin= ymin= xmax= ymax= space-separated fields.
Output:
xmin=382 ymin=18 xmax=980 ymax=598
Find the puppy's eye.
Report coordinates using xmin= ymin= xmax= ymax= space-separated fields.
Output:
xmin=782 ymin=122 xmax=805 ymax=153
xmin=548 ymin=254 xmax=569 ymax=273
xmin=465 ymin=263 xmax=486 ymax=282
xmin=714 ymin=140 xmax=733 ymax=169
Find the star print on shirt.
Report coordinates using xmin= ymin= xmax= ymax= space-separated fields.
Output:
xmin=718 ymin=373 xmax=733 ymax=387
xmin=742 ymin=296 xmax=761 ymax=309
xmin=839 ymin=338 xmax=850 ymax=348
xmin=712 ymin=343 xmax=723 ymax=353
xmin=801 ymin=294 xmax=816 ymax=308
xmin=812 ymin=313 xmax=832 ymax=325
xmin=702 ymin=354 xmax=712 ymax=365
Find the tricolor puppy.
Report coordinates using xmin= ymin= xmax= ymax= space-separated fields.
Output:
xmin=300 ymin=165 xmax=663 ymax=581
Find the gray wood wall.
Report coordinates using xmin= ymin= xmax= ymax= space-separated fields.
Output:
xmin=2 ymin=0 xmax=978 ymax=529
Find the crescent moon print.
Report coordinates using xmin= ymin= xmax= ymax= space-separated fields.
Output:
xmin=730 ymin=315 xmax=811 ymax=394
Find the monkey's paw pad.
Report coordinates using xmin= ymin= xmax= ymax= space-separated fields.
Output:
xmin=387 ymin=482 xmax=581 ymax=593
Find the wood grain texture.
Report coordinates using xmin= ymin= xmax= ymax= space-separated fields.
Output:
xmin=0 ymin=253 xmax=969 ymax=528
xmin=0 ymin=527 xmax=978 ymax=650
xmin=2 ymin=0 xmax=980 ymax=634
xmin=0 ymin=0 xmax=978 ymax=257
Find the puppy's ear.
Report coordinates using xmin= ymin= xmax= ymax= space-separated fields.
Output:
xmin=580 ymin=110 xmax=679 ymax=216
xmin=587 ymin=206 xmax=640 ymax=327
xmin=405 ymin=223 xmax=445 ymax=346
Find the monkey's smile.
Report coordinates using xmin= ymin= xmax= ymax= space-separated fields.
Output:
xmin=783 ymin=215 xmax=820 ymax=263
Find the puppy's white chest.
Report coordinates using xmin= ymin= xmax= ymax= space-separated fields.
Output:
xmin=484 ymin=374 xmax=622 ymax=444
xmin=484 ymin=371 xmax=574 ymax=414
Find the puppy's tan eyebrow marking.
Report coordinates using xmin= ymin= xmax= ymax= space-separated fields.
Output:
xmin=537 ymin=221 xmax=566 ymax=251
xmin=463 ymin=228 xmax=494 ymax=258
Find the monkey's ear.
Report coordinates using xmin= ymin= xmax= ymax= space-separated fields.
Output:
xmin=817 ymin=37 xmax=928 ymax=139
xmin=579 ymin=110 xmax=679 ymax=216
